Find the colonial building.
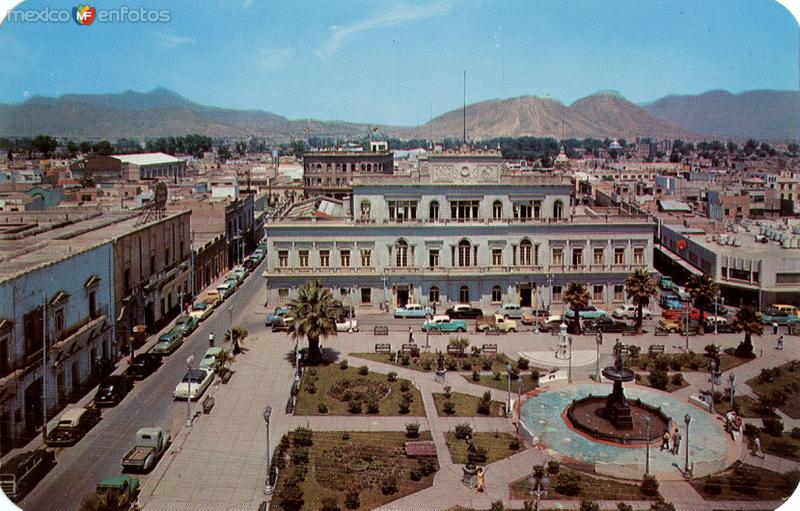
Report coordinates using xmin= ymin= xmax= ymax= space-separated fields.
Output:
xmin=303 ymin=150 xmax=393 ymax=199
xmin=264 ymin=162 xmax=656 ymax=310
xmin=70 ymin=153 xmax=186 ymax=183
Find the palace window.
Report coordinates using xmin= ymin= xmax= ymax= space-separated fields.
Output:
xmin=298 ymin=250 xmax=309 ymax=267
xmin=459 ymin=285 xmax=470 ymax=303
xmin=429 ymin=201 xmax=439 ymax=220
xmin=319 ymin=250 xmax=330 ymax=267
xmin=450 ymin=200 xmax=479 ymax=220
xmin=395 ymin=240 xmax=409 ymax=267
xmin=633 ymin=247 xmax=644 ymax=265
xmin=340 ymin=250 xmax=350 ymax=267
xmin=552 ymin=248 xmax=564 ymax=266
xmin=492 ymin=201 xmax=503 ymax=219
xmin=520 ymin=240 xmax=533 ymax=266
xmin=593 ymin=285 xmax=604 ymax=302
xmin=492 ymin=249 xmax=503 ymax=266
xmin=614 ymin=285 xmax=625 ymax=301
xmin=572 ymin=248 xmax=583 ymax=266
xmin=614 ymin=247 xmax=625 ymax=265
xmin=361 ymin=249 xmax=372 ymax=267
xmin=553 ymin=200 xmax=564 ymax=219
xmin=457 ymin=240 xmax=472 ymax=267
xmin=388 ymin=200 xmax=417 ymax=220
xmin=429 ymin=249 xmax=440 ymax=268
xmin=552 ymin=285 xmax=563 ymax=302
xmin=359 ymin=200 xmax=371 ymax=219
xmin=593 ymin=248 xmax=604 ymax=265
xmin=361 ymin=288 xmax=372 ymax=304
xmin=429 ymin=286 xmax=440 ymax=304
xmin=278 ymin=250 xmax=288 ymax=267
xmin=513 ymin=202 xmax=533 ymax=220
xmin=491 ymin=285 xmax=502 ymax=303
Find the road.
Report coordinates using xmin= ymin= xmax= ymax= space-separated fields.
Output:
xmin=19 ymin=260 xmax=267 ymax=511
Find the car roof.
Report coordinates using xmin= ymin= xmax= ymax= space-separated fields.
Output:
xmin=59 ymin=407 xmax=90 ymax=423
xmin=204 ymin=347 xmax=224 ymax=357
xmin=431 ymin=314 xmax=450 ymax=321
xmin=98 ymin=475 xmax=136 ymax=487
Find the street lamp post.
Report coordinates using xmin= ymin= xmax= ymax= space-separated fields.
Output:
xmin=645 ymin=415 xmax=651 ymax=475
xmin=595 ymin=333 xmax=603 ymax=382
xmin=263 ymin=405 xmax=273 ymax=495
xmin=714 ymin=292 xmax=719 ymax=335
xmin=684 ymin=413 xmax=692 ymax=477
xmin=294 ymin=321 xmax=301 ymax=382
xmin=506 ymin=363 xmax=513 ymax=417
xmin=567 ymin=335 xmax=574 ymax=383
xmin=709 ymin=364 xmax=716 ymax=413
xmin=684 ymin=297 xmax=690 ymax=351
xmin=228 ymin=305 xmax=234 ymax=344
xmin=729 ymin=373 xmax=736 ymax=409
xmin=186 ymin=355 xmax=195 ymax=427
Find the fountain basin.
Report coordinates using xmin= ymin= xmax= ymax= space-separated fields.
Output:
xmin=566 ymin=394 xmax=671 ymax=445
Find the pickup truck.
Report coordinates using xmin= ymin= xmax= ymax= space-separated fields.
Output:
xmin=476 ymin=314 xmax=518 ymax=333
xmin=122 ymin=427 xmax=171 ymax=473
xmin=93 ymin=475 xmax=139 ymax=508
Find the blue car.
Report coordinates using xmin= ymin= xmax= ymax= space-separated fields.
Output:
xmin=660 ymin=294 xmax=683 ymax=310
xmin=265 ymin=306 xmax=290 ymax=326
xmin=394 ymin=304 xmax=433 ymax=318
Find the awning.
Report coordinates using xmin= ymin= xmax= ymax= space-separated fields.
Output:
xmin=654 ymin=245 xmax=702 ymax=276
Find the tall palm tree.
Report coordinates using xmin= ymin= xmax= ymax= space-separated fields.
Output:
xmin=563 ymin=282 xmax=590 ymax=334
xmin=286 ymin=280 xmax=338 ymax=363
xmin=625 ymin=269 xmax=658 ymax=333
xmin=732 ymin=305 xmax=763 ymax=358
xmin=685 ymin=273 xmax=718 ymax=335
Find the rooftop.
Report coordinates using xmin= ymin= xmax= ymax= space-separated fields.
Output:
xmin=112 ymin=152 xmax=185 ymax=166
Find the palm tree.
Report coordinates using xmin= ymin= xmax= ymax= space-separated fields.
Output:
xmin=286 ymin=280 xmax=338 ymax=364
xmin=685 ymin=273 xmax=718 ymax=335
xmin=563 ymin=282 xmax=590 ymax=334
xmin=625 ymin=269 xmax=658 ymax=333
xmin=733 ymin=305 xmax=763 ymax=358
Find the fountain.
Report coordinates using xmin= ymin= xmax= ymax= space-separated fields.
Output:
xmin=566 ymin=339 xmax=670 ymax=444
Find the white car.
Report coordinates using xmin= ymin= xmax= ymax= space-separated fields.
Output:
xmin=173 ymin=368 xmax=214 ymax=401
xmin=336 ymin=318 xmax=359 ymax=332
xmin=612 ymin=304 xmax=653 ymax=320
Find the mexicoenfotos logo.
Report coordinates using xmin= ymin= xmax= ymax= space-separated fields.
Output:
xmin=73 ymin=5 xmax=96 ymax=25
xmin=4 ymin=5 xmax=171 ymax=24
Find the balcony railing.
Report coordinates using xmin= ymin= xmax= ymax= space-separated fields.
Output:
xmin=265 ymin=264 xmax=649 ymax=276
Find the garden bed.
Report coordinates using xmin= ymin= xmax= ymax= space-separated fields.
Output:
xmin=460 ymin=372 xmax=540 ymax=394
xmin=352 ymin=350 xmax=513 ymax=373
xmin=509 ymin=466 xmax=658 ymax=501
xmin=294 ymin=362 xmax=425 ymax=416
xmin=626 ymin=350 xmax=751 ymax=373
xmin=689 ymin=461 xmax=799 ymax=501
xmin=746 ymin=360 xmax=800 ymax=419
xmin=635 ymin=373 xmax=690 ymax=393
xmin=432 ymin=392 xmax=505 ymax=417
xmin=445 ymin=431 xmax=522 ymax=465
xmin=714 ymin=395 xmax=775 ymax=418
xmin=272 ymin=429 xmax=438 ymax=511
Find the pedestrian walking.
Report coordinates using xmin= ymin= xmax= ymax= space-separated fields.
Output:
xmin=753 ymin=435 xmax=764 ymax=459
xmin=671 ymin=429 xmax=682 ymax=455
xmin=777 ymin=335 xmax=784 ymax=350
xmin=408 ymin=327 xmax=415 ymax=344
xmin=432 ymin=302 xmax=437 ymax=315
xmin=773 ymin=321 xmax=779 ymax=335
xmin=660 ymin=430 xmax=671 ymax=451
xmin=476 ymin=467 xmax=486 ymax=492
xmin=209 ymin=333 xmax=215 ymax=347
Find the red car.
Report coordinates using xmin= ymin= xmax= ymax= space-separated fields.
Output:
xmin=662 ymin=307 xmax=700 ymax=321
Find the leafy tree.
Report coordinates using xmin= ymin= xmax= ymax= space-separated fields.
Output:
xmin=625 ymin=269 xmax=658 ymax=332
xmin=78 ymin=490 xmax=133 ymax=511
xmin=685 ymin=273 xmax=717 ymax=334
xmin=286 ymin=281 xmax=338 ymax=363
xmin=92 ymin=140 xmax=114 ymax=156
xmin=79 ymin=141 xmax=93 ymax=153
xmin=32 ymin=134 xmax=58 ymax=158
xmin=732 ymin=306 xmax=762 ymax=358
xmin=564 ymin=282 xmax=590 ymax=334
xmin=217 ymin=144 xmax=232 ymax=162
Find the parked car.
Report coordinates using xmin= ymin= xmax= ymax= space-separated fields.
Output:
xmin=704 ymin=315 xmax=735 ymax=333
xmin=662 ymin=307 xmax=700 ymax=321
xmin=231 ymin=267 xmax=248 ymax=280
xmin=242 ymin=257 xmax=257 ymax=271
xmin=565 ymin=305 xmax=609 ymax=320
xmin=45 ymin=407 xmax=101 ymax=446
xmin=265 ymin=306 xmax=291 ymax=326
xmin=272 ymin=316 xmax=293 ymax=332
xmin=125 ymin=353 xmax=162 ymax=380
xmin=423 ymin=315 xmax=468 ymax=332
xmin=536 ymin=315 xmax=565 ymax=332
xmin=94 ymin=375 xmax=132 ymax=407
xmin=584 ymin=316 xmax=628 ymax=333
xmin=495 ymin=303 xmax=532 ymax=319
xmin=658 ymin=275 xmax=676 ymax=291
xmin=203 ymin=290 xmax=222 ymax=308
xmin=394 ymin=304 xmax=433 ymax=318
xmin=444 ymin=304 xmax=484 ymax=319
xmin=476 ymin=314 xmax=517 ymax=333
xmin=659 ymin=294 xmax=683 ymax=310
xmin=336 ymin=318 xmax=359 ymax=332
xmin=612 ymin=304 xmax=653 ymax=320
xmin=189 ymin=301 xmax=213 ymax=321
xmin=216 ymin=281 xmax=236 ymax=300
xmin=250 ymin=250 xmax=265 ymax=263
xmin=658 ymin=318 xmax=689 ymax=333
xmin=174 ymin=368 xmax=214 ymax=400
xmin=698 ymin=300 xmax=728 ymax=316
xmin=151 ymin=331 xmax=184 ymax=356
xmin=0 ymin=449 xmax=56 ymax=502
xmin=122 ymin=428 xmax=171 ymax=473
xmin=172 ymin=315 xmax=198 ymax=336
xmin=520 ymin=309 xmax=551 ymax=325
xmin=199 ymin=347 xmax=227 ymax=371
xmin=93 ymin=475 xmax=139 ymax=508
xmin=761 ymin=305 xmax=800 ymax=325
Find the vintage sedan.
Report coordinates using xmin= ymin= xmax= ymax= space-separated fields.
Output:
xmin=265 ymin=307 xmax=291 ymax=326
xmin=173 ymin=368 xmax=214 ymax=400
xmin=93 ymin=375 xmax=132 ymax=407
xmin=125 ymin=354 xmax=162 ymax=380
xmin=172 ymin=315 xmax=198 ymax=336
xmin=394 ymin=304 xmax=433 ymax=318
xmin=423 ymin=315 xmax=468 ymax=332
xmin=272 ymin=316 xmax=294 ymax=332
xmin=189 ymin=301 xmax=213 ymax=321
xmin=199 ymin=347 xmax=227 ymax=371
xmin=564 ymin=305 xmax=609 ymax=320
xmin=45 ymin=407 xmax=101 ymax=447
xmin=662 ymin=307 xmax=701 ymax=321
xmin=583 ymin=317 xmax=628 ymax=333
xmin=612 ymin=304 xmax=653 ymax=320
xmin=336 ymin=318 xmax=359 ymax=332
xmin=520 ymin=309 xmax=551 ymax=325
xmin=444 ymin=304 xmax=484 ymax=319
xmin=495 ymin=303 xmax=533 ymax=319
xmin=151 ymin=331 xmax=184 ymax=356
xmin=537 ymin=315 xmax=566 ymax=332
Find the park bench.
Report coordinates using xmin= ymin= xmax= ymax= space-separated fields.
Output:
xmin=654 ymin=327 xmax=670 ymax=336
xmin=202 ymin=395 xmax=215 ymax=414
xmin=622 ymin=325 xmax=639 ymax=336
xmin=446 ymin=344 xmax=463 ymax=356
xmin=374 ymin=343 xmax=392 ymax=354
xmin=481 ymin=344 xmax=498 ymax=354
xmin=373 ymin=325 xmax=389 ymax=336
xmin=648 ymin=344 xmax=665 ymax=355
xmin=401 ymin=344 xmax=417 ymax=353
xmin=484 ymin=328 xmax=502 ymax=335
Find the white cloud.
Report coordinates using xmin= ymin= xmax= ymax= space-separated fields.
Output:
xmin=259 ymin=47 xmax=293 ymax=71
xmin=153 ymin=31 xmax=196 ymax=49
xmin=318 ymin=2 xmax=451 ymax=59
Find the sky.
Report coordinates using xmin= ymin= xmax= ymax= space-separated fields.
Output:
xmin=0 ymin=0 xmax=798 ymax=126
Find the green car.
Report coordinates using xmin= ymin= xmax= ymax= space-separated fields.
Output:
xmin=422 ymin=316 xmax=468 ymax=332
xmin=172 ymin=315 xmax=198 ymax=336
xmin=151 ymin=331 xmax=184 ymax=356
xmin=95 ymin=475 xmax=139 ymax=506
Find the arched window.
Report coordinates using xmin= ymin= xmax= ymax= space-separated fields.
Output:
xmin=553 ymin=200 xmax=564 ymax=219
xmin=491 ymin=285 xmax=502 ymax=303
xmin=520 ymin=239 xmax=532 ymax=266
xmin=457 ymin=240 xmax=472 ymax=267
xmin=492 ymin=201 xmax=503 ymax=219
xmin=459 ymin=285 xmax=470 ymax=303
xmin=429 ymin=200 xmax=439 ymax=220
xmin=367 ymin=163 xmax=372 ymax=172
xmin=360 ymin=200 xmax=371 ymax=219
xmin=395 ymin=239 xmax=409 ymax=267
xmin=429 ymin=286 xmax=440 ymax=304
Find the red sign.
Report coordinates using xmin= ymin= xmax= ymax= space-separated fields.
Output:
xmin=677 ymin=239 xmax=687 ymax=250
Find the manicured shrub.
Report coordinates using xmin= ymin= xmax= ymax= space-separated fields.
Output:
xmin=292 ymin=447 xmax=309 ymax=465
xmin=554 ymin=471 xmax=582 ymax=496
xmin=493 ymin=370 xmax=502 ymax=381
xmin=461 ymin=360 xmax=472 ymax=370
xmin=547 ymin=460 xmax=561 ymax=475
xmin=277 ymin=482 xmax=304 ymax=510
xmin=342 ymin=433 xmax=350 ymax=440
xmin=791 ymin=427 xmax=800 ymax=440
xmin=443 ymin=385 xmax=452 ymax=399
xmin=409 ymin=468 xmax=421 ymax=481
xmin=743 ymin=423 xmax=759 ymax=437
xmin=447 ymin=359 xmax=459 ymax=371
xmin=422 ymin=360 xmax=432 ymax=371
xmin=321 ymin=497 xmax=341 ymax=511
xmin=344 ymin=490 xmax=359 ymax=509
xmin=763 ymin=417 xmax=784 ymax=437
xmin=410 ymin=346 xmax=421 ymax=357
xmin=769 ymin=439 xmax=798 ymax=457
xmin=400 ymin=380 xmax=411 ymax=392
xmin=617 ymin=503 xmax=633 ymax=511
xmin=399 ymin=400 xmax=410 ymax=414
xmin=402 ymin=391 xmax=414 ymax=402
xmin=387 ymin=371 xmax=398 ymax=382
xmin=381 ymin=476 xmax=398 ymax=495
xmin=293 ymin=426 xmax=313 ymax=446
xmin=339 ymin=359 xmax=348 ymax=370
xmin=472 ymin=369 xmax=481 ymax=382
xmin=317 ymin=402 xmax=328 ymax=413
xmin=671 ymin=373 xmax=684 ymax=386
xmin=490 ymin=501 xmax=505 ymax=511
xmin=357 ymin=365 xmax=369 ymax=376
xmin=641 ymin=474 xmax=659 ymax=496
xmin=517 ymin=357 xmax=530 ymax=370
xmin=703 ymin=477 xmax=722 ymax=495
xmin=730 ymin=465 xmax=761 ymax=494
xmin=405 ymin=422 xmax=420 ymax=438
xmin=348 ymin=400 xmax=363 ymax=414
xmin=580 ymin=500 xmax=600 ymax=511
xmin=482 ymin=359 xmax=493 ymax=371
xmin=455 ymin=423 xmax=473 ymax=439
xmin=533 ymin=464 xmax=545 ymax=479
xmin=418 ymin=456 xmax=437 ymax=476
xmin=443 ymin=400 xmax=456 ymax=414
xmin=627 ymin=345 xmax=641 ymax=357
xmin=509 ymin=438 xmax=521 ymax=450
xmin=401 ymin=355 xmax=410 ymax=366
xmin=366 ymin=398 xmax=379 ymax=414
xmin=648 ymin=368 xmax=669 ymax=390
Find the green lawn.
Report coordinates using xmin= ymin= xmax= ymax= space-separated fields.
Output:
xmin=760 ymin=432 xmax=800 ymax=461
xmin=351 ymin=351 xmax=514 ymax=373
xmin=295 ymin=362 xmax=425 ymax=416
xmin=715 ymin=395 xmax=775 ymax=418
xmin=272 ymin=430 xmax=438 ymax=511
xmin=432 ymin=392 xmax=505 ymax=417
xmin=746 ymin=360 xmax=800 ymax=419
xmin=445 ymin=432 xmax=522 ymax=465
xmin=690 ymin=461 xmax=799 ymax=501
xmin=509 ymin=467 xmax=658 ymax=501
xmin=460 ymin=372 xmax=540 ymax=394
xmin=626 ymin=351 xmax=751 ymax=373
xmin=636 ymin=373 xmax=691 ymax=393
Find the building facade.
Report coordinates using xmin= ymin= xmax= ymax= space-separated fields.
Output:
xmin=303 ymin=151 xmax=394 ymax=199
xmin=264 ymin=165 xmax=655 ymax=310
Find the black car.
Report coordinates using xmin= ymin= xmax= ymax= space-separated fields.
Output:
xmin=584 ymin=317 xmax=628 ymax=333
xmin=0 ymin=449 xmax=56 ymax=502
xmin=125 ymin=354 xmax=162 ymax=380
xmin=445 ymin=306 xmax=484 ymax=319
xmin=272 ymin=317 xmax=292 ymax=332
xmin=94 ymin=375 xmax=132 ymax=407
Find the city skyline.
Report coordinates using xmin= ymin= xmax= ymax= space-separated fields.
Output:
xmin=0 ymin=0 xmax=798 ymax=125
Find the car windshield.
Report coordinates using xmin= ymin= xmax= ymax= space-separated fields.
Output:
xmin=183 ymin=370 xmax=208 ymax=383
xmin=193 ymin=303 xmax=207 ymax=310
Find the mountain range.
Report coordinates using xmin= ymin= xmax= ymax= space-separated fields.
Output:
xmin=0 ymin=87 xmax=798 ymax=141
